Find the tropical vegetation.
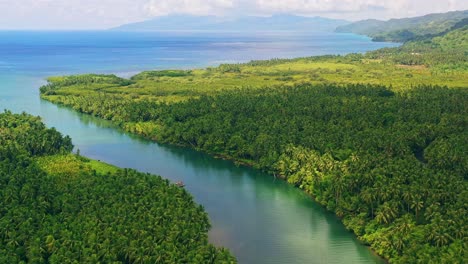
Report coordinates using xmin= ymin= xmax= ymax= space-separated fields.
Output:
xmin=0 ymin=111 xmax=235 ymax=263
xmin=38 ymin=20 xmax=468 ymax=263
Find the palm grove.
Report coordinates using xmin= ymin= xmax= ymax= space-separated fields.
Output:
xmin=0 ymin=111 xmax=235 ymax=263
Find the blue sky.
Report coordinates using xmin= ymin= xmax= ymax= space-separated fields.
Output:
xmin=1 ymin=0 xmax=467 ymax=29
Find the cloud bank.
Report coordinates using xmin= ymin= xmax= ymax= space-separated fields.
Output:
xmin=145 ymin=0 xmax=468 ymax=19
xmin=1 ymin=0 xmax=467 ymax=29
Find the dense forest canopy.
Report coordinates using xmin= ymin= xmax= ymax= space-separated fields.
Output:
xmin=39 ymin=20 xmax=468 ymax=263
xmin=0 ymin=111 xmax=235 ymax=263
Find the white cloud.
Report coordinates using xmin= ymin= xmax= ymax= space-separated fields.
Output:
xmin=253 ymin=0 xmax=468 ymax=20
xmin=255 ymin=0 xmax=360 ymax=13
xmin=0 ymin=0 xmax=150 ymax=29
xmin=0 ymin=0 xmax=467 ymax=29
xmin=145 ymin=0 xmax=234 ymax=16
xmin=143 ymin=0 xmax=468 ymax=20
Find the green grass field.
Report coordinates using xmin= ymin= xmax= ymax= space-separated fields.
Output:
xmin=43 ymin=52 xmax=467 ymax=105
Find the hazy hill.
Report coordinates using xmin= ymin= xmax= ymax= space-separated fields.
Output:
xmin=336 ymin=10 xmax=468 ymax=42
xmin=432 ymin=24 xmax=468 ymax=50
xmin=112 ymin=14 xmax=349 ymax=32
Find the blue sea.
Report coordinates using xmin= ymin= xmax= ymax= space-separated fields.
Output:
xmin=0 ymin=31 xmax=399 ymax=76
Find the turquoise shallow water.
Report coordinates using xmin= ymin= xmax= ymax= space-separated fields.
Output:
xmin=0 ymin=31 xmax=398 ymax=263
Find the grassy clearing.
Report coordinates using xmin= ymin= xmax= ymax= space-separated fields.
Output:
xmin=36 ymin=154 xmax=119 ymax=177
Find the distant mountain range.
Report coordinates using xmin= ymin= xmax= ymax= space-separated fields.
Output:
xmin=112 ymin=14 xmax=349 ymax=32
xmin=335 ymin=10 xmax=468 ymax=42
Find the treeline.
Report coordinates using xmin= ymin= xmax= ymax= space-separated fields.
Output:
xmin=0 ymin=111 xmax=235 ymax=263
xmin=0 ymin=111 xmax=73 ymax=156
xmin=132 ymin=70 xmax=193 ymax=80
xmin=41 ymin=83 xmax=468 ymax=263
xmin=40 ymin=74 xmax=133 ymax=95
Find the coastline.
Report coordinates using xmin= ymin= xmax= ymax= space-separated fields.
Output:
xmin=39 ymin=24 xmax=463 ymax=261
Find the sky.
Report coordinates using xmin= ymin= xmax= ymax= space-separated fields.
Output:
xmin=0 ymin=0 xmax=467 ymax=29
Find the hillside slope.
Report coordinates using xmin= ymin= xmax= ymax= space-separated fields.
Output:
xmin=336 ymin=10 xmax=468 ymax=42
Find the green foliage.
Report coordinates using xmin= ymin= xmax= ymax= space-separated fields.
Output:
xmin=432 ymin=25 xmax=468 ymax=51
xmin=0 ymin=111 xmax=235 ymax=263
xmin=0 ymin=110 xmax=73 ymax=156
xmin=132 ymin=70 xmax=193 ymax=80
xmin=40 ymin=74 xmax=133 ymax=96
xmin=372 ymin=29 xmax=415 ymax=43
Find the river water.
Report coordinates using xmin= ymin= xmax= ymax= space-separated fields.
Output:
xmin=0 ymin=31 xmax=398 ymax=263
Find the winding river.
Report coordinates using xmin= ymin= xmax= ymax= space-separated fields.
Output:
xmin=0 ymin=31 xmax=398 ymax=263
